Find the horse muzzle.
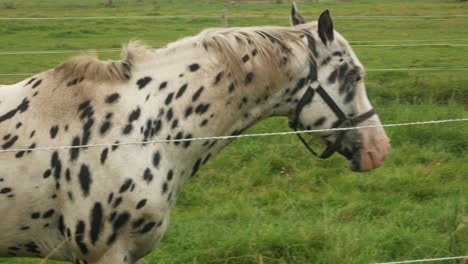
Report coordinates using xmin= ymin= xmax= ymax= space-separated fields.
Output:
xmin=343 ymin=125 xmax=391 ymax=172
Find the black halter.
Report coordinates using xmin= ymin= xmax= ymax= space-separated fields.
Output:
xmin=289 ymin=84 xmax=376 ymax=159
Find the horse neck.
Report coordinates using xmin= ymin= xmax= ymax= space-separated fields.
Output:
xmin=133 ymin=34 xmax=310 ymax=181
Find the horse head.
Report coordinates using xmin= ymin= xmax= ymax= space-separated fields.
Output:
xmin=289 ymin=4 xmax=390 ymax=172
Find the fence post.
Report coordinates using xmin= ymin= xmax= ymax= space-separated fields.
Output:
xmin=221 ymin=9 xmax=228 ymax=28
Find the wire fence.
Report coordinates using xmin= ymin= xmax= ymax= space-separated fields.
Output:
xmin=350 ymin=38 xmax=468 ymax=43
xmin=375 ymin=255 xmax=468 ymax=264
xmin=1 ymin=39 xmax=466 ymax=77
xmin=0 ymin=48 xmax=124 ymax=55
xmin=1 ymin=4 xmax=467 ymax=264
xmin=1 ymin=66 xmax=467 ymax=77
xmin=353 ymin=43 xmax=468 ymax=47
xmin=1 ymin=14 xmax=468 ymax=20
xmin=0 ymin=118 xmax=466 ymax=154
xmin=0 ymin=42 xmax=467 ymax=56
xmin=365 ymin=67 xmax=468 ymax=72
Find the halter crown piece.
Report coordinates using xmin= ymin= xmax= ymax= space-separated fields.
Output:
xmin=289 ymin=82 xmax=376 ymax=159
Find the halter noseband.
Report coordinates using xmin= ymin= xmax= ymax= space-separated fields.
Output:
xmin=289 ymin=84 xmax=376 ymax=159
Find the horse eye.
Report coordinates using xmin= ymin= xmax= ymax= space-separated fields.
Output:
xmin=356 ymin=76 xmax=362 ymax=82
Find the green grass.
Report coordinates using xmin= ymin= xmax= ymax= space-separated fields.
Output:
xmin=0 ymin=0 xmax=467 ymax=263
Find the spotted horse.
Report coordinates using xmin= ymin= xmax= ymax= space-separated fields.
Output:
xmin=0 ymin=5 xmax=390 ymax=264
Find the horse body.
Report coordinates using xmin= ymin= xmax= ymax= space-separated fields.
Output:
xmin=0 ymin=7 xmax=389 ymax=264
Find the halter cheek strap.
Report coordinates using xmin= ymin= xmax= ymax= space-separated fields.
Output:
xmin=290 ymin=88 xmax=319 ymax=156
xmin=289 ymin=85 xmax=376 ymax=159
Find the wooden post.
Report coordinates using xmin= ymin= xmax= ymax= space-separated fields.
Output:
xmin=221 ymin=9 xmax=228 ymax=28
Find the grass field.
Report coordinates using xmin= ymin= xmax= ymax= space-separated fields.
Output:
xmin=0 ymin=0 xmax=467 ymax=263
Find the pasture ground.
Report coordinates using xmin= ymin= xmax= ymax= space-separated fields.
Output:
xmin=0 ymin=0 xmax=467 ymax=263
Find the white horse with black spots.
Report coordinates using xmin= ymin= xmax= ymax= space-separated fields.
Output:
xmin=0 ymin=5 xmax=389 ymax=264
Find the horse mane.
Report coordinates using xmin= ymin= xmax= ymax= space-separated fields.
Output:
xmin=198 ymin=26 xmax=311 ymax=82
xmin=53 ymin=26 xmax=313 ymax=84
xmin=53 ymin=41 xmax=151 ymax=82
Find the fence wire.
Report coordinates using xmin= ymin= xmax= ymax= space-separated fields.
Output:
xmin=1 ymin=14 xmax=468 ymax=20
xmin=0 ymin=42 xmax=467 ymax=56
xmin=1 ymin=66 xmax=468 ymax=77
xmin=375 ymin=255 xmax=468 ymax=264
xmin=0 ymin=118 xmax=466 ymax=154
xmin=1 ymin=4 xmax=467 ymax=264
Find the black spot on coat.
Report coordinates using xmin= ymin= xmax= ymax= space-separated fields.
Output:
xmin=119 ymin=179 xmax=133 ymax=193
xmin=136 ymin=199 xmax=147 ymax=209
xmin=140 ymin=222 xmax=156 ymax=234
xmin=137 ymin=77 xmax=152 ymax=89
xmin=2 ymin=135 xmax=18 ymax=149
xmin=105 ymin=93 xmax=120 ymax=104
xmin=43 ymin=209 xmax=55 ymax=218
xmin=57 ymin=215 xmax=65 ymax=236
xmin=189 ymin=63 xmax=200 ymax=72
xmin=176 ymin=84 xmax=188 ymax=99
xmin=70 ymin=137 xmax=81 ymax=161
xmin=143 ymin=168 xmax=153 ymax=183
xmin=159 ymin=81 xmax=168 ymax=90
xmin=75 ymin=221 xmax=88 ymax=255
xmin=192 ymin=86 xmax=204 ymax=102
xmin=78 ymin=165 xmax=92 ymax=197
xmin=31 ymin=212 xmax=40 ymax=219
xmin=128 ymin=108 xmax=141 ymax=123
xmin=100 ymin=121 xmax=111 ymax=135
xmin=191 ymin=159 xmax=202 ymax=177
xmin=153 ymin=152 xmax=161 ymax=168
xmin=108 ymin=212 xmax=130 ymax=245
xmin=25 ymin=78 xmax=36 ymax=86
xmin=32 ymin=79 xmax=42 ymax=89
xmin=0 ymin=98 xmax=30 ymax=124
xmin=166 ymin=108 xmax=174 ymax=122
xmin=214 ymin=72 xmax=224 ymax=85
xmin=244 ymin=72 xmax=254 ymax=86
xmin=314 ymin=117 xmax=327 ymax=127
xmin=184 ymin=106 xmax=193 ymax=118
xmin=90 ymin=202 xmax=103 ymax=245
xmin=50 ymin=126 xmax=59 ymax=139
xmin=165 ymin=93 xmax=174 ymax=105
xmin=100 ymin=148 xmax=109 ymax=164
xmin=328 ymin=69 xmax=338 ymax=83
xmin=228 ymin=82 xmax=236 ymax=93
xmin=195 ymin=104 xmax=210 ymax=115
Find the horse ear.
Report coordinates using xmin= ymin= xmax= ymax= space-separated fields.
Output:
xmin=318 ymin=9 xmax=334 ymax=45
xmin=291 ymin=2 xmax=307 ymax=26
